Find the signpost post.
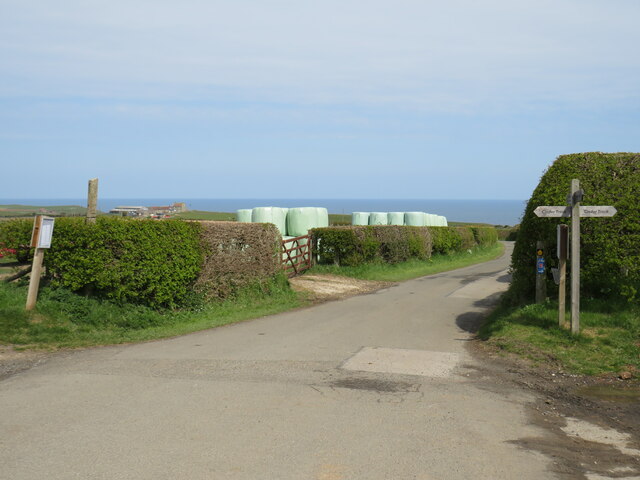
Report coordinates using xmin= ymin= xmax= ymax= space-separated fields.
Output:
xmin=557 ymin=225 xmax=568 ymax=327
xmin=26 ymin=215 xmax=55 ymax=311
xmin=534 ymin=180 xmax=616 ymax=334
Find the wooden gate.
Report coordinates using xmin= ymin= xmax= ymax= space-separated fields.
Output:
xmin=282 ymin=234 xmax=312 ymax=277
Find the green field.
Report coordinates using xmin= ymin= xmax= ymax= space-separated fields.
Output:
xmin=174 ymin=210 xmax=236 ymax=221
xmin=0 ymin=204 xmax=88 ymax=218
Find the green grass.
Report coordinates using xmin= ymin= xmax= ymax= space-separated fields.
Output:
xmin=308 ymin=242 xmax=505 ymax=282
xmin=479 ymin=299 xmax=640 ymax=375
xmin=0 ymin=277 xmax=304 ymax=350
xmin=174 ymin=210 xmax=236 ymax=221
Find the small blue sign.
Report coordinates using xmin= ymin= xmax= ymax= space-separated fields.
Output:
xmin=537 ymin=258 xmax=546 ymax=274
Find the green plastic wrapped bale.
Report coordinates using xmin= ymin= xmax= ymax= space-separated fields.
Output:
xmin=287 ymin=207 xmax=318 ymax=236
xmin=252 ymin=207 xmax=287 ymax=235
xmin=424 ymin=213 xmax=436 ymax=226
xmin=315 ymin=207 xmax=329 ymax=228
xmin=236 ymin=209 xmax=252 ymax=223
xmin=388 ymin=212 xmax=405 ymax=225
xmin=404 ymin=211 xmax=426 ymax=226
xmin=352 ymin=212 xmax=369 ymax=225
xmin=369 ymin=212 xmax=388 ymax=225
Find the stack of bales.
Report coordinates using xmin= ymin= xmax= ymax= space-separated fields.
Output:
xmin=236 ymin=206 xmax=329 ymax=237
xmin=349 ymin=211 xmax=448 ymax=227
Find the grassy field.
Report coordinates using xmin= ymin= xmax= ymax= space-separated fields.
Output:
xmin=174 ymin=210 xmax=236 ymax=221
xmin=0 ymin=204 xmax=89 ymax=217
xmin=309 ymin=242 xmax=504 ymax=282
xmin=479 ymin=299 xmax=640 ymax=376
xmin=0 ymin=277 xmax=304 ymax=350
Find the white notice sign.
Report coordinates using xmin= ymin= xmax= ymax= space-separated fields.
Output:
xmin=37 ymin=217 xmax=55 ymax=248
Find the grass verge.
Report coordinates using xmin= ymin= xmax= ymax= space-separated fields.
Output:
xmin=0 ymin=277 xmax=304 ymax=350
xmin=478 ymin=299 xmax=640 ymax=376
xmin=309 ymin=242 xmax=505 ymax=282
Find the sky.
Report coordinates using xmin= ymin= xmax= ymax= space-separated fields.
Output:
xmin=1 ymin=0 xmax=639 ymax=200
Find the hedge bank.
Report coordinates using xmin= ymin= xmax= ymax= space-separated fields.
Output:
xmin=194 ymin=221 xmax=282 ymax=300
xmin=509 ymin=152 xmax=640 ymax=304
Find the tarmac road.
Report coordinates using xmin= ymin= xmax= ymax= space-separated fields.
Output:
xmin=0 ymin=243 xmax=561 ymax=479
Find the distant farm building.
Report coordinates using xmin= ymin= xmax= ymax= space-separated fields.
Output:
xmin=109 ymin=206 xmax=148 ymax=217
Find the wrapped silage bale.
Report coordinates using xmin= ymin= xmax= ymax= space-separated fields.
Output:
xmin=315 ymin=207 xmax=329 ymax=228
xmin=388 ymin=212 xmax=405 ymax=225
xmin=352 ymin=212 xmax=369 ymax=225
xmin=424 ymin=213 xmax=436 ymax=226
xmin=252 ymin=207 xmax=287 ymax=235
xmin=236 ymin=209 xmax=252 ymax=223
xmin=405 ymin=211 xmax=426 ymax=226
xmin=287 ymin=207 xmax=318 ymax=236
xmin=369 ymin=212 xmax=388 ymax=225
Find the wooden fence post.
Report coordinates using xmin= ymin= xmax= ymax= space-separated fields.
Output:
xmin=87 ymin=178 xmax=98 ymax=224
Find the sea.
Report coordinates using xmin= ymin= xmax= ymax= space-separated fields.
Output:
xmin=0 ymin=198 xmax=526 ymax=225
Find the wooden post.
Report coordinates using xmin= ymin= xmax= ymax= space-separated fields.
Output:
xmin=87 ymin=178 xmax=98 ymax=224
xmin=558 ymin=224 xmax=568 ymax=327
xmin=535 ymin=241 xmax=546 ymax=303
xmin=571 ymin=179 xmax=581 ymax=334
xmin=25 ymin=248 xmax=45 ymax=311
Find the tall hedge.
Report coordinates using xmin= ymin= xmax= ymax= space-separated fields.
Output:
xmin=509 ymin=152 xmax=640 ymax=304
xmin=44 ymin=217 xmax=203 ymax=308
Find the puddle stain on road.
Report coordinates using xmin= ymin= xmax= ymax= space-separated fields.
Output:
xmin=575 ymin=385 xmax=640 ymax=404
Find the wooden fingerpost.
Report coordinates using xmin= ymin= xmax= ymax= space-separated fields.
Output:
xmin=535 ymin=241 xmax=546 ymax=303
xmin=557 ymin=224 xmax=568 ymax=327
xmin=570 ymin=179 xmax=582 ymax=334
xmin=87 ymin=178 xmax=98 ymax=224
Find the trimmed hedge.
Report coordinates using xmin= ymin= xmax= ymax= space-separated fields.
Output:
xmin=0 ymin=218 xmax=286 ymax=308
xmin=312 ymin=225 xmax=498 ymax=267
xmin=0 ymin=219 xmax=33 ymax=261
xmin=509 ymin=152 xmax=640 ymax=304
xmin=195 ymin=221 xmax=282 ymax=300
xmin=312 ymin=225 xmax=432 ymax=266
xmin=43 ymin=217 xmax=203 ymax=308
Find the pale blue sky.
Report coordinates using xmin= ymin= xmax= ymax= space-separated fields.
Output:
xmin=1 ymin=1 xmax=639 ymax=199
